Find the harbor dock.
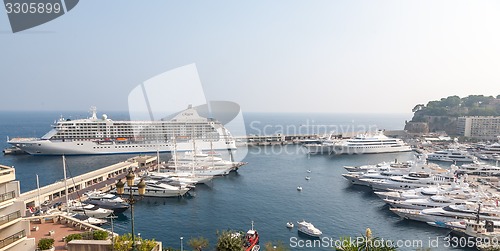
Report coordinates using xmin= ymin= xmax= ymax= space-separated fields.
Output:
xmin=19 ymin=156 xmax=157 ymax=210
xmin=235 ymin=134 xmax=319 ymax=146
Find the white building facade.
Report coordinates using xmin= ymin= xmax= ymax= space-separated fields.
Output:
xmin=457 ymin=116 xmax=500 ymax=140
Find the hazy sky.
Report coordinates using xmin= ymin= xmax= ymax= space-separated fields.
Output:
xmin=1 ymin=0 xmax=499 ymax=114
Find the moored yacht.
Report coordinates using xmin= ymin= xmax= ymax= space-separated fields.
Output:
xmin=343 ymin=160 xmax=413 ymax=173
xmin=457 ymin=162 xmax=500 ymax=176
xmin=342 ymin=170 xmax=405 ymax=186
xmin=360 ymin=171 xmax=456 ymax=191
xmin=297 ymin=220 xmax=322 ymax=237
xmin=391 ymin=203 xmax=500 ymax=223
xmin=426 ymin=149 xmax=477 ymax=163
xmin=383 ymin=195 xmax=466 ymax=210
xmin=66 ymin=201 xmax=114 ymax=218
xmin=120 ymin=179 xmax=191 ymax=198
xmin=83 ymin=191 xmax=130 ymax=214
xmin=305 ymin=131 xmax=411 ymax=155
xmin=375 ymin=182 xmax=472 ymax=201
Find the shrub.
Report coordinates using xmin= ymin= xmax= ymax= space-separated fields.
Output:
xmin=65 ymin=233 xmax=82 ymax=243
xmin=37 ymin=238 xmax=54 ymax=250
xmin=93 ymin=230 xmax=109 ymax=240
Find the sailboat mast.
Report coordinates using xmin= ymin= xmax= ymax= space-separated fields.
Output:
xmin=36 ymin=174 xmax=41 ymax=210
xmin=157 ymin=146 xmax=160 ymax=172
xmin=63 ymin=155 xmax=69 ymax=213
xmin=173 ymin=137 xmax=178 ymax=173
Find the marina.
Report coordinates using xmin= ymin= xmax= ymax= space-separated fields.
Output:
xmin=2 ymin=0 xmax=500 ymax=249
xmin=2 ymin=111 xmax=500 ymax=250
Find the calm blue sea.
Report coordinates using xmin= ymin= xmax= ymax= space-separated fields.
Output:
xmin=0 ymin=111 xmax=468 ymax=250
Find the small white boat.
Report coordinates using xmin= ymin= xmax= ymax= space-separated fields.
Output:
xmin=71 ymin=213 xmax=107 ymax=226
xmin=286 ymin=222 xmax=294 ymax=228
xmin=297 ymin=220 xmax=322 ymax=237
xmin=306 ymin=170 xmax=311 ymax=173
xmin=305 ymin=176 xmax=311 ymax=180
xmin=66 ymin=201 xmax=113 ymax=218
xmin=297 ymin=186 xmax=303 ymax=191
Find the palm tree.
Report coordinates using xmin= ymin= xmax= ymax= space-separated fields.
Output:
xmin=188 ymin=236 xmax=209 ymax=251
xmin=335 ymin=228 xmax=397 ymax=251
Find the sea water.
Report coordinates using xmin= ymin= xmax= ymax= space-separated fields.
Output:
xmin=0 ymin=111 xmax=469 ymax=250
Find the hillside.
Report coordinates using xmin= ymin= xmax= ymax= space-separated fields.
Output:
xmin=405 ymin=95 xmax=500 ymax=135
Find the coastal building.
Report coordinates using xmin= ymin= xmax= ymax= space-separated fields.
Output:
xmin=0 ymin=165 xmax=36 ymax=251
xmin=457 ymin=116 xmax=500 ymax=140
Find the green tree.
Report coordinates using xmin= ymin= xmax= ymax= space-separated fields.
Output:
xmin=216 ymin=230 xmax=244 ymax=251
xmin=412 ymin=104 xmax=425 ymax=113
xmin=188 ymin=236 xmax=209 ymax=251
xmin=442 ymin=95 xmax=461 ymax=108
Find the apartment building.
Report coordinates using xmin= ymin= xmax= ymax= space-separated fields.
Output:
xmin=457 ymin=116 xmax=500 ymax=140
xmin=0 ymin=165 xmax=35 ymax=251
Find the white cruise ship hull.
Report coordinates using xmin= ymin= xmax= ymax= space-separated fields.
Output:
xmin=305 ymin=144 xmax=412 ymax=155
xmin=8 ymin=138 xmax=236 ymax=156
xmin=8 ymin=105 xmax=238 ymax=156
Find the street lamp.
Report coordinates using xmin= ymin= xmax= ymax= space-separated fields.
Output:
xmin=116 ymin=168 xmax=146 ymax=251
xmin=180 ymin=236 xmax=184 ymax=251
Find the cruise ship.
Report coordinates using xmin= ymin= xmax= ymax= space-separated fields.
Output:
xmin=7 ymin=106 xmax=236 ymax=155
xmin=304 ymin=131 xmax=412 ymax=155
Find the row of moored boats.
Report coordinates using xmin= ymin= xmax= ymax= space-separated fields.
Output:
xmin=45 ymin=150 xmax=246 ymax=226
xmin=343 ymin=157 xmax=500 ymax=249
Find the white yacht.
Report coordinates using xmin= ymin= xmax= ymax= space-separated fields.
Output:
xmin=71 ymin=214 xmax=107 ymax=226
xmin=297 ymin=220 xmax=322 ymax=237
xmin=83 ymin=191 xmax=130 ymax=214
xmin=375 ymin=186 xmax=441 ymax=201
xmin=360 ymin=171 xmax=456 ymax=191
xmin=342 ymin=170 xmax=405 ymax=186
xmin=167 ymin=163 xmax=233 ymax=177
xmin=304 ymin=131 xmax=411 ymax=155
xmin=383 ymin=195 xmax=466 ymax=210
xmin=343 ymin=160 xmax=413 ymax=173
xmin=374 ymin=182 xmax=472 ymax=201
xmin=391 ymin=203 xmax=500 ymax=223
xmin=7 ymin=106 xmax=236 ymax=155
xmin=120 ymin=179 xmax=191 ymax=198
xmin=426 ymin=149 xmax=477 ymax=162
xmin=145 ymin=171 xmax=212 ymax=185
xmin=167 ymin=151 xmax=246 ymax=172
xmin=478 ymin=143 xmax=500 ymax=157
xmin=458 ymin=162 xmax=500 ymax=176
xmin=66 ymin=201 xmax=114 ymax=218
